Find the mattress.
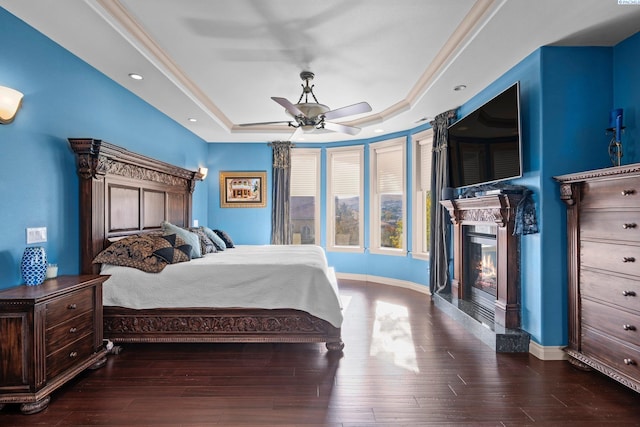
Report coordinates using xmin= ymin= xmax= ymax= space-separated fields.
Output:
xmin=100 ymin=245 xmax=343 ymax=328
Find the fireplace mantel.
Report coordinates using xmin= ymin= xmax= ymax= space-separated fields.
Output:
xmin=440 ymin=194 xmax=522 ymax=329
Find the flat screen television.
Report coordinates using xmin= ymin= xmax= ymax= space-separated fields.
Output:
xmin=447 ymin=82 xmax=522 ymax=188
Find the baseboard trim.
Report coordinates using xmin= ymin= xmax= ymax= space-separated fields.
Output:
xmin=528 ymin=341 xmax=568 ymax=360
xmin=335 ymin=273 xmax=431 ymax=295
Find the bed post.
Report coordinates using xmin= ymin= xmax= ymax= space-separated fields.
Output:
xmin=69 ymin=138 xmax=106 ymax=275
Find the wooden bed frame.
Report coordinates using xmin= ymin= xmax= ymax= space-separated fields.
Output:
xmin=69 ymin=138 xmax=343 ymax=351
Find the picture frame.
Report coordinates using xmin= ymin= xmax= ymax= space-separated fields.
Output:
xmin=219 ymin=171 xmax=267 ymax=208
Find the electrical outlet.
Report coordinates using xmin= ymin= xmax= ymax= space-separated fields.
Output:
xmin=26 ymin=227 xmax=47 ymax=244
xmin=193 ymin=219 xmax=199 ymax=227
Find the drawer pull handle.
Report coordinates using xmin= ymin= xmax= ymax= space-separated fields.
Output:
xmin=622 ymin=290 xmax=637 ymax=297
xmin=621 ymin=189 xmax=636 ymax=196
xmin=622 ymin=257 xmax=636 ymax=263
xmin=623 ymin=358 xmax=636 ymax=366
xmin=69 ymin=351 xmax=78 ymax=358
xmin=67 ymin=303 xmax=77 ymax=310
xmin=623 ymin=223 xmax=637 ymax=229
xmin=623 ymin=324 xmax=637 ymax=331
xmin=69 ymin=327 xmax=77 ymax=333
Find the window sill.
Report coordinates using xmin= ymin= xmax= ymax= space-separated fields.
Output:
xmin=411 ymin=252 xmax=430 ymax=261
xmin=369 ymin=248 xmax=407 ymax=257
xmin=327 ymin=246 xmax=365 ymax=254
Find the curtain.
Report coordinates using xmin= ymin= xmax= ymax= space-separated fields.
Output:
xmin=270 ymin=141 xmax=293 ymax=245
xmin=429 ymin=109 xmax=457 ymax=294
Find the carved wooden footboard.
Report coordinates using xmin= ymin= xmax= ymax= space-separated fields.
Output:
xmin=103 ymin=307 xmax=344 ymax=350
xmin=70 ymin=138 xmax=343 ymax=351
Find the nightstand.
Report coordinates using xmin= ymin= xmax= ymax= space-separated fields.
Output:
xmin=0 ymin=275 xmax=109 ymax=414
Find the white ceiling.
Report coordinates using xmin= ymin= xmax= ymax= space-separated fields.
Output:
xmin=2 ymin=0 xmax=640 ymax=143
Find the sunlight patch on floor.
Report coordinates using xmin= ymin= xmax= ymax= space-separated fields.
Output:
xmin=370 ymin=300 xmax=419 ymax=373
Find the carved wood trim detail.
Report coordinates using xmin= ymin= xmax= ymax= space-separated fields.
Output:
xmin=554 ymin=163 xmax=640 ymax=183
xmin=68 ymin=138 xmax=198 ymax=193
xmin=104 ymin=313 xmax=333 ymax=335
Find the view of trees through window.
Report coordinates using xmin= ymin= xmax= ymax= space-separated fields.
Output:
xmin=424 ymin=190 xmax=432 ymax=253
xmin=334 ymin=196 xmax=359 ymax=246
xmin=380 ymin=194 xmax=403 ymax=248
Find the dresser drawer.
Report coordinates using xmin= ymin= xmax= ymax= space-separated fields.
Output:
xmin=581 ymin=176 xmax=640 ymax=209
xmin=580 ymin=210 xmax=640 ymax=242
xmin=46 ymin=333 xmax=95 ymax=380
xmin=46 ymin=310 xmax=94 ymax=353
xmin=581 ymin=269 xmax=640 ymax=312
xmin=582 ymin=298 xmax=640 ymax=347
xmin=46 ymin=287 xmax=94 ymax=326
xmin=582 ymin=325 xmax=640 ymax=381
xmin=581 ymin=240 xmax=640 ymax=277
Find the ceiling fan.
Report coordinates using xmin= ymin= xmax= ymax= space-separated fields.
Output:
xmin=239 ymin=71 xmax=372 ymax=138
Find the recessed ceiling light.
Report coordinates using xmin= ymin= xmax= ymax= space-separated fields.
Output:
xmin=374 ymin=129 xmax=384 ymax=133
xmin=454 ymin=84 xmax=467 ymax=91
xmin=188 ymin=118 xmax=197 ymax=122
xmin=128 ymin=73 xmax=143 ymax=80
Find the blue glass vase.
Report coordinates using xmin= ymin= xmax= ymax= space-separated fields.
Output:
xmin=21 ymin=246 xmax=47 ymax=286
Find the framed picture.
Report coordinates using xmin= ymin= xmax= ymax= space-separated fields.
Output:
xmin=219 ymin=171 xmax=267 ymax=208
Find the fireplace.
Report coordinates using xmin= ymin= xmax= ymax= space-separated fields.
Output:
xmin=440 ymin=194 xmax=522 ymax=329
xmin=464 ymin=225 xmax=498 ymax=321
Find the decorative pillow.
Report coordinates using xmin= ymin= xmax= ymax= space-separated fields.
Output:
xmin=161 ymin=221 xmax=202 ymax=258
xmin=202 ymin=226 xmax=226 ymax=251
xmin=214 ymin=229 xmax=235 ymax=248
xmin=153 ymin=234 xmax=192 ymax=264
xmin=93 ymin=234 xmax=168 ymax=273
xmin=189 ymin=227 xmax=217 ymax=254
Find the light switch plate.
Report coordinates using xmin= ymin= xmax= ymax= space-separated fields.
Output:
xmin=26 ymin=227 xmax=47 ymax=244
xmin=193 ymin=219 xmax=199 ymax=227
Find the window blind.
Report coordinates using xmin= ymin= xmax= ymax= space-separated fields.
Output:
xmin=376 ymin=146 xmax=403 ymax=194
xmin=331 ymin=151 xmax=360 ymax=196
xmin=419 ymin=138 xmax=432 ymax=191
xmin=290 ymin=153 xmax=317 ymax=196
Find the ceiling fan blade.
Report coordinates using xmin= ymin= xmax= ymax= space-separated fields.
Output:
xmin=323 ymin=121 xmax=361 ymax=135
xmin=238 ymin=120 xmax=293 ymax=127
xmin=271 ymin=97 xmax=306 ymax=117
xmin=322 ymin=102 xmax=372 ymax=121
xmin=289 ymin=127 xmax=304 ymax=141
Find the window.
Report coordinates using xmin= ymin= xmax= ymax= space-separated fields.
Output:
xmin=412 ymin=129 xmax=433 ymax=260
xmin=327 ymin=146 xmax=364 ymax=252
xmin=290 ymin=149 xmax=320 ymax=245
xmin=370 ymin=138 xmax=406 ymax=255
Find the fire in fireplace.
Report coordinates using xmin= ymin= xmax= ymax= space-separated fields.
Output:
xmin=464 ymin=225 xmax=498 ymax=318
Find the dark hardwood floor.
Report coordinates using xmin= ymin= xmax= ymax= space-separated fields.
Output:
xmin=2 ymin=279 xmax=639 ymax=426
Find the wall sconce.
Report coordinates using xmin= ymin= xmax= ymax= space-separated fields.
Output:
xmin=196 ymin=167 xmax=208 ymax=180
xmin=0 ymin=85 xmax=24 ymax=124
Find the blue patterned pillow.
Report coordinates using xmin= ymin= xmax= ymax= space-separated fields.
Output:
xmin=202 ymin=226 xmax=226 ymax=251
xmin=189 ymin=227 xmax=217 ymax=254
xmin=214 ymin=229 xmax=235 ymax=248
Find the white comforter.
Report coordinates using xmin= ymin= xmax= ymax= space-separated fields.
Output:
xmin=100 ymin=245 xmax=343 ymax=328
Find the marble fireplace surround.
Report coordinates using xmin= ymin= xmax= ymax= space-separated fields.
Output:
xmin=435 ymin=194 xmax=530 ymax=352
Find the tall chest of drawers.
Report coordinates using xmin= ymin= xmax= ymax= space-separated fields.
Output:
xmin=0 ymin=275 xmax=109 ymax=413
xmin=555 ymin=164 xmax=640 ymax=392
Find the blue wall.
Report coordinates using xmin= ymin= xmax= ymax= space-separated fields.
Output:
xmin=0 ymin=8 xmax=208 ymax=289
xmin=613 ymin=31 xmax=640 ymax=164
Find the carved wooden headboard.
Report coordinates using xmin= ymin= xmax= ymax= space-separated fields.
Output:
xmin=69 ymin=138 xmax=203 ymax=274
